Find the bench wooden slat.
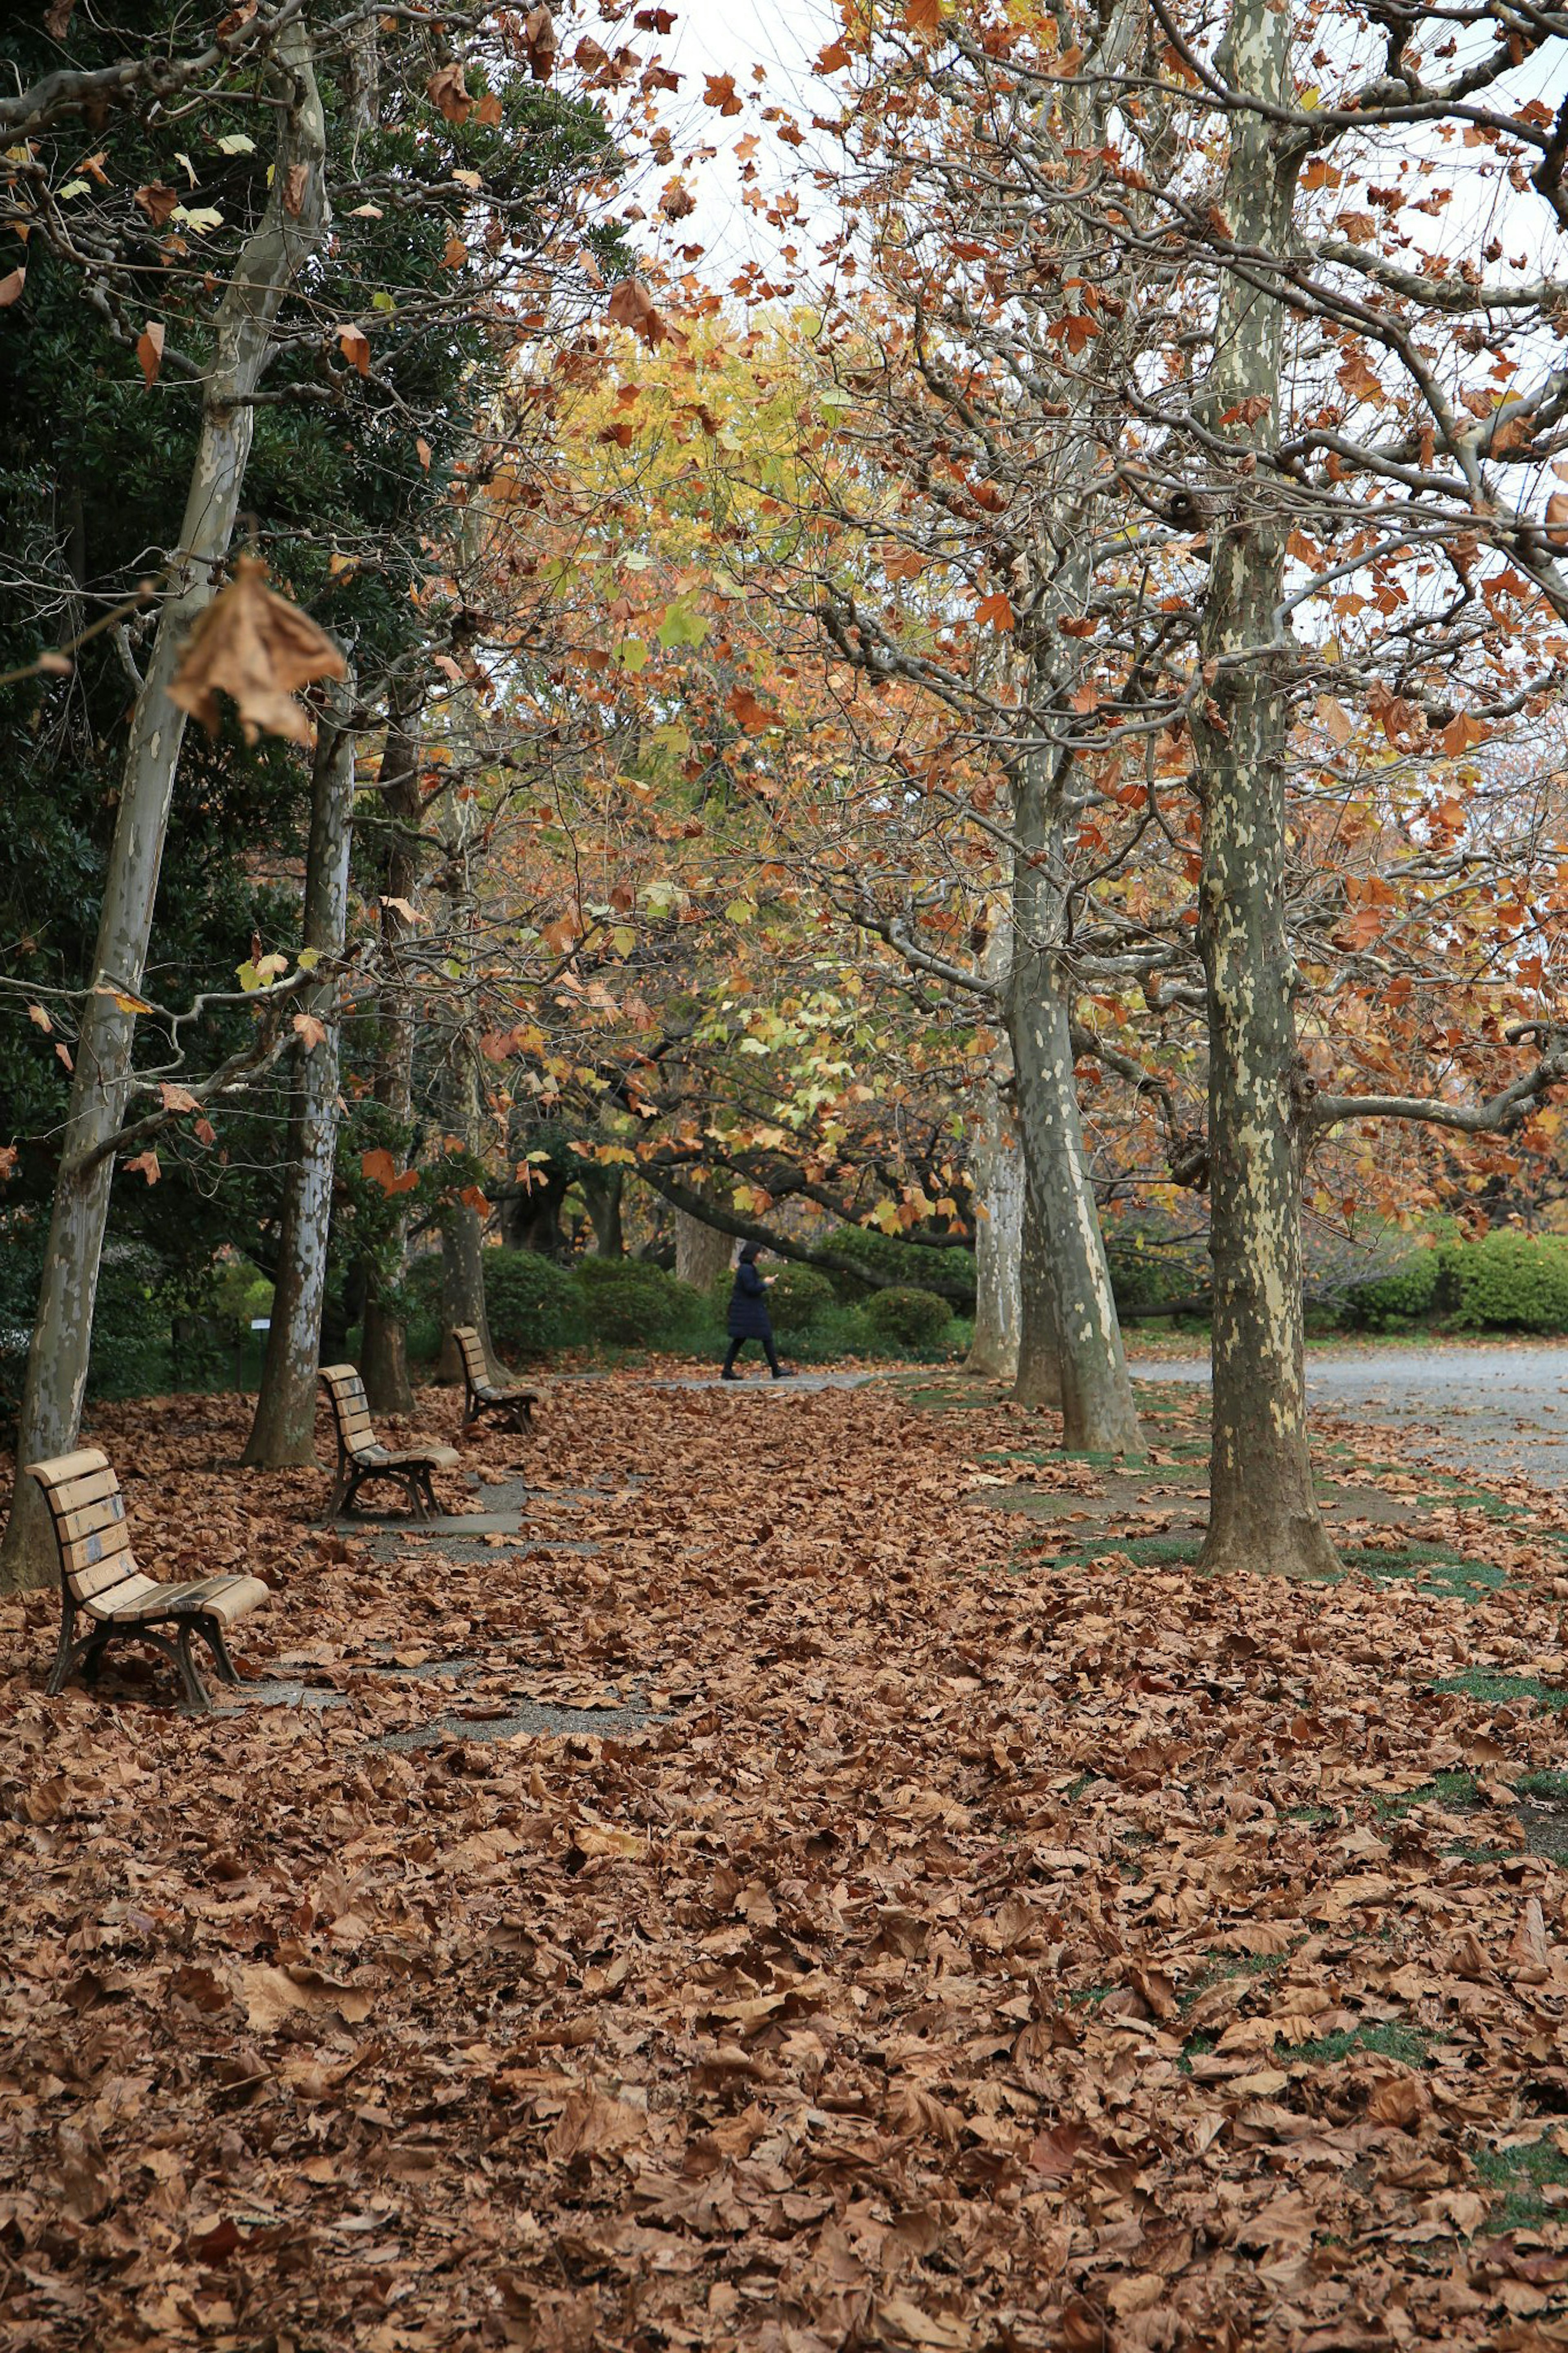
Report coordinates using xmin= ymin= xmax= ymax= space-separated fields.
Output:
xmin=53 ymin=1492 xmax=128 ymax=1547
xmin=64 ymin=1524 xmax=135 ymax=1579
xmin=28 ymin=1448 xmax=110 ymax=1492
xmin=76 ymin=1559 xmax=153 ymax=1607
xmin=45 ymin=1464 xmax=123 ymax=1516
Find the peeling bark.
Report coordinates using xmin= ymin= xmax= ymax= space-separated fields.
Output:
xmin=967 ymin=1088 xmax=1023 ymax=1380
xmin=243 ymin=669 xmax=356 ymax=1468
xmin=0 ymin=23 xmax=329 ymax=1592
xmin=1008 ymin=752 xmax=1142 ymax=1456
xmin=360 ymin=695 xmax=423 ymax=1414
xmin=437 ymin=1029 xmax=500 ymax=1383
xmin=1011 ymin=1179 xmax=1064 ymax=1412
xmin=1192 ymin=0 xmax=1337 ymax=1579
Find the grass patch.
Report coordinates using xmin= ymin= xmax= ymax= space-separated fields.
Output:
xmin=1281 ymin=2020 xmax=1432 ymax=2068
xmin=1040 ymin=1534 xmax=1204 ymax=1573
xmin=1372 ymin=1770 xmax=1480 ymax=1820
xmin=1341 ymin=1542 xmax=1506 ymax=1601
xmin=903 ymin=1385 xmax=996 ymax=1413
xmin=1472 ymin=2136 xmax=1568 ymax=2234
xmin=1432 ymin=1671 xmax=1568 ymax=1712
xmin=1516 ymin=1770 xmax=1568 ymax=1801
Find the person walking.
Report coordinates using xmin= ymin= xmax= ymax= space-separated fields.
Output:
xmin=722 ymin=1243 xmax=791 ymax=1380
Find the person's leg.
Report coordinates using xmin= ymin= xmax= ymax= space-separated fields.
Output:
xmin=722 ymin=1339 xmax=743 ymax=1379
xmin=763 ymin=1334 xmax=781 ymax=1376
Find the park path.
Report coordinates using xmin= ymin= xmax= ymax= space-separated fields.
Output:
xmin=1140 ymin=1341 xmax=1568 ymax=1488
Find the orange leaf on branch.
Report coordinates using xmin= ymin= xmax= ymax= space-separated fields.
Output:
xmin=606 ymin=277 xmax=668 ymax=349
xmin=703 ymin=72 xmax=743 ymax=115
xmin=169 ymin=558 xmax=347 ymax=747
xmin=519 ymin=5 xmax=557 ymax=81
xmin=426 ymin=62 xmax=472 ymax=123
xmin=136 ymin=321 xmax=165 ymax=387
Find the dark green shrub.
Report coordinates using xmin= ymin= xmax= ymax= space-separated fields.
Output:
xmin=823 ymin=1225 xmax=976 ymax=1313
xmin=1106 ymin=1229 xmax=1207 ymax=1317
xmin=1438 ymin=1233 xmax=1568 ymax=1333
xmin=1343 ymin=1249 xmax=1442 ymax=1330
xmin=483 ymin=1249 xmax=587 ymax=1357
xmin=88 ymin=1242 xmax=169 ymax=1400
xmin=767 ymin=1262 xmax=836 ymax=1333
xmin=863 ymin=1285 xmax=952 ymax=1349
xmin=784 ymin=1304 xmax=878 ymax=1363
xmin=573 ymin=1256 xmax=705 ymax=1348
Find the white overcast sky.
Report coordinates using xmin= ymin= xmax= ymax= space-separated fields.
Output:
xmin=624 ymin=0 xmax=839 ymax=282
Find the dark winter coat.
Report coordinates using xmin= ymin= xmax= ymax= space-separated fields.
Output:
xmin=726 ymin=1259 xmax=774 ymax=1340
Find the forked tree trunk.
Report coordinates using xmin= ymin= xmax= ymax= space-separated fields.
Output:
xmin=1009 ymin=753 xmax=1141 ymax=1455
xmin=0 ymin=25 xmax=329 ymax=1592
xmin=243 ymin=671 xmax=356 ymax=1466
xmin=1011 ymin=1180 xmax=1064 ymax=1412
xmin=360 ymin=695 xmax=423 ymax=1412
xmin=1192 ymin=0 xmax=1335 ymax=1579
xmin=967 ymin=1084 xmax=1023 ymax=1379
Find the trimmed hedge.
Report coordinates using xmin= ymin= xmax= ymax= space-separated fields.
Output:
xmin=574 ymin=1255 xmax=707 ymax=1347
xmin=1344 ymin=1232 xmax=1568 ymax=1334
xmin=766 ymin=1262 xmax=836 ymax=1333
xmin=863 ymin=1285 xmax=953 ymax=1348
xmin=484 ymin=1250 xmax=587 ymax=1357
xmin=823 ymin=1225 xmax=977 ymax=1312
xmin=1441 ymin=1233 xmax=1568 ymax=1332
xmin=1343 ymin=1249 xmax=1443 ymax=1330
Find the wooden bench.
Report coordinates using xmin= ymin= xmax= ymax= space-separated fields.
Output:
xmin=452 ymin=1325 xmax=539 ymax=1434
xmin=318 ymin=1363 xmax=459 ymax=1521
xmin=27 ymin=1448 xmax=270 ymax=1711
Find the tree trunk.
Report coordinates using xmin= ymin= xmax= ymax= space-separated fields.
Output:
xmin=579 ymin=1164 xmax=625 ymax=1256
xmin=359 ymin=693 xmax=423 ymax=1412
xmin=243 ymin=669 xmax=356 ymax=1467
xmin=437 ymin=1030 xmax=499 ymax=1383
xmin=967 ymin=1091 xmax=1023 ymax=1378
xmin=0 ymin=26 xmax=329 ymax=1592
xmin=675 ymin=1203 xmax=733 ymax=1294
xmin=1008 ymin=753 xmax=1141 ymax=1456
xmin=1192 ymin=0 xmax=1335 ymax=1579
xmin=1012 ymin=1178 xmax=1063 ymax=1411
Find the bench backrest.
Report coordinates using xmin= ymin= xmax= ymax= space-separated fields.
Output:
xmin=452 ymin=1326 xmax=489 ymax=1389
xmin=319 ymin=1364 xmax=378 ymax=1458
xmin=26 ymin=1449 xmax=156 ymax=1614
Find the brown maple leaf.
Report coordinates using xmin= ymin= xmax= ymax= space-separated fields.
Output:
xmin=169 ymin=558 xmax=347 ymax=745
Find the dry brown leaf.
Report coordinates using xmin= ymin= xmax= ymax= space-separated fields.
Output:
xmin=169 ymin=557 xmax=346 ymax=745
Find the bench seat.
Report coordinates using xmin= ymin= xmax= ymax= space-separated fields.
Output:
xmin=26 ymin=1449 xmax=270 ymax=1708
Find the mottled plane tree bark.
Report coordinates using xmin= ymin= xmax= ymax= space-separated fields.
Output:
xmin=243 ymin=669 xmax=357 ymax=1467
xmin=0 ymin=20 xmax=329 ymax=1590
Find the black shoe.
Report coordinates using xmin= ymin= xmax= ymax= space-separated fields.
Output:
xmin=771 ymin=1368 xmax=794 ymax=1380
xmin=721 ymin=1370 xmax=740 ymax=1381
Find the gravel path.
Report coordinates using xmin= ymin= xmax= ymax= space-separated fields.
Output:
xmin=1139 ymin=1343 xmax=1568 ymax=1487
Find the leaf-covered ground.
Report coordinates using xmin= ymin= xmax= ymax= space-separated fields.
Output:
xmin=5 ymin=1370 xmax=1568 ymax=2351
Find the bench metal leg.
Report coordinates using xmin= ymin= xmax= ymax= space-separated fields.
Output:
xmin=195 ymin=1619 xmax=242 ymax=1687
xmin=46 ymin=1603 xmax=80 ymax=1697
xmin=174 ymin=1623 xmax=212 ymax=1711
